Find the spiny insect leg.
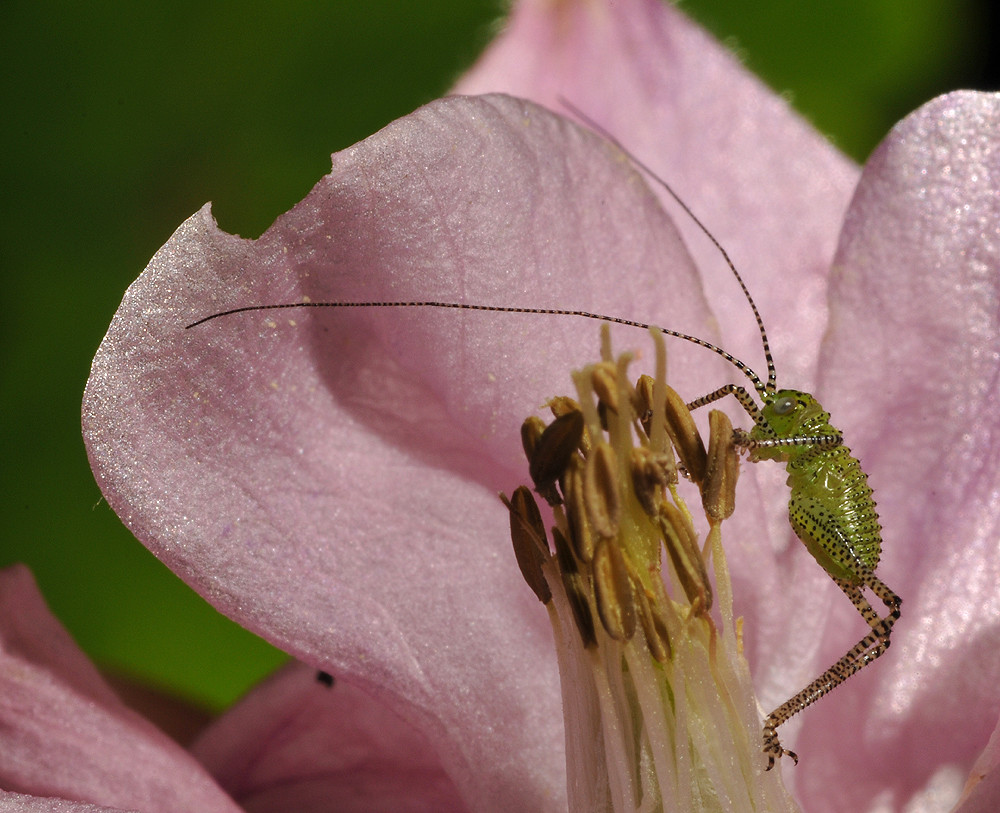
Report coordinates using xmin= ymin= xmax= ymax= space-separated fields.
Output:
xmin=761 ymin=575 xmax=900 ymax=770
xmin=733 ymin=430 xmax=844 ymax=453
xmin=867 ymin=575 xmax=902 ymax=623
xmin=686 ymin=384 xmax=762 ymax=422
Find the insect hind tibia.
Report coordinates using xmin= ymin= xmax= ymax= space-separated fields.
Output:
xmin=761 ymin=574 xmax=900 ymax=769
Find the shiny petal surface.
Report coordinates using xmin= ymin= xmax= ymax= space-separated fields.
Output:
xmin=456 ymin=0 xmax=859 ymax=390
xmin=795 ymin=91 xmax=1000 ymax=811
xmin=0 ymin=566 xmax=239 ymax=813
xmin=83 ymin=94 xmax=712 ymax=810
xmin=0 ymin=792 xmax=131 ymax=813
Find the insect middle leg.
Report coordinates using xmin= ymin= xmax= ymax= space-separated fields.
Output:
xmin=762 ymin=575 xmax=901 ymax=769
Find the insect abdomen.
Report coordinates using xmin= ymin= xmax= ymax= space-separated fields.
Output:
xmin=785 ymin=445 xmax=882 ymax=583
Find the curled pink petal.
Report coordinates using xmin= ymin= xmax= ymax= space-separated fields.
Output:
xmin=955 ymin=715 xmax=1000 ymax=812
xmin=792 ymin=91 xmax=1000 ymax=810
xmin=0 ymin=566 xmax=239 ymax=813
xmin=83 ymin=94 xmax=714 ymax=810
xmin=191 ymin=663 xmax=464 ymax=812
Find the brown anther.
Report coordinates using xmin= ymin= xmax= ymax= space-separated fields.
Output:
xmin=633 ymin=579 xmax=672 ymax=662
xmin=633 ymin=374 xmax=656 ymax=438
xmin=520 ymin=416 xmax=546 ymax=467
xmin=703 ymin=409 xmax=740 ymax=522
xmin=596 ymin=401 xmax=611 ymax=433
xmin=501 ymin=487 xmax=552 ymax=604
xmin=629 ymin=446 xmax=676 ymax=517
xmin=563 ymin=456 xmax=595 ymax=563
xmin=658 ymin=502 xmax=712 ymax=614
xmin=593 ymin=538 xmax=636 ymax=641
xmin=553 ymin=526 xmax=596 ymax=648
xmin=583 ymin=441 xmax=620 ymax=539
xmin=663 ymin=385 xmax=707 ymax=485
xmin=547 ymin=395 xmax=581 ymax=419
xmin=590 ymin=361 xmax=619 ymax=413
xmin=548 ymin=396 xmax=591 ymax=454
xmin=529 ymin=409 xmax=585 ymax=506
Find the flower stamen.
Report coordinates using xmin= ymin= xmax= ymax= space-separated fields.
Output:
xmin=502 ymin=326 xmax=800 ymax=812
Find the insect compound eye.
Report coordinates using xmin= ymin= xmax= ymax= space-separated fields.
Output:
xmin=773 ymin=396 xmax=796 ymax=415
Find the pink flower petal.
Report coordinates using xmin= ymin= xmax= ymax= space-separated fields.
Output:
xmin=0 ymin=791 xmax=131 ymax=813
xmin=955 ymin=715 xmax=1000 ymax=812
xmin=83 ymin=94 xmax=714 ymax=809
xmin=792 ymin=91 xmax=1000 ymax=810
xmin=0 ymin=566 xmax=240 ymax=813
xmin=79 ymin=0 xmax=998 ymax=806
xmin=455 ymin=0 xmax=865 ymax=685
xmin=191 ymin=663 xmax=464 ymax=812
xmin=456 ymin=0 xmax=859 ymax=391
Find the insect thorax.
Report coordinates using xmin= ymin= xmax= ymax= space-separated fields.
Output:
xmin=747 ymin=389 xmax=835 ymax=461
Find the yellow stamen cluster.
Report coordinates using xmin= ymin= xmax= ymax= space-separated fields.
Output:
xmin=503 ymin=328 xmax=799 ymax=812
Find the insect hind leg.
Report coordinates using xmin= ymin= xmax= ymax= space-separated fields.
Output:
xmin=761 ymin=574 xmax=901 ymax=770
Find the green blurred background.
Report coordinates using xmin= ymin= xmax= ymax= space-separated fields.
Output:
xmin=1 ymin=0 xmax=995 ymax=714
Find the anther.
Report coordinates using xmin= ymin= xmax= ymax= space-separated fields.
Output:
xmin=528 ymin=409 xmax=585 ymax=506
xmin=520 ymin=416 xmax=547 ymax=467
xmin=553 ymin=527 xmax=596 ymax=648
xmin=633 ymin=374 xmax=656 ymax=438
xmin=583 ymin=441 xmax=621 ymax=539
xmin=590 ymin=361 xmax=620 ymax=413
xmin=632 ymin=575 xmax=672 ymax=662
xmin=629 ymin=446 xmax=675 ymax=517
xmin=703 ymin=409 xmax=740 ymax=522
xmin=502 ymin=486 xmax=553 ymax=604
xmin=593 ymin=538 xmax=637 ymax=641
xmin=563 ymin=456 xmax=596 ymax=563
xmin=548 ymin=395 xmax=582 ymax=419
xmin=658 ymin=502 xmax=712 ymax=614
xmin=663 ymin=385 xmax=708 ymax=485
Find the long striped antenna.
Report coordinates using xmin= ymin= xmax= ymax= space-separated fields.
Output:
xmin=186 ymin=111 xmax=776 ymax=399
xmin=558 ymin=98 xmax=777 ymax=396
xmin=187 ymin=300 xmax=768 ymax=396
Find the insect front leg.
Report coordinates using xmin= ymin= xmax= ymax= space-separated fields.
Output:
xmin=733 ymin=429 xmax=844 ymax=453
xmin=761 ymin=574 xmax=901 ymax=770
xmin=686 ymin=383 xmax=762 ymax=423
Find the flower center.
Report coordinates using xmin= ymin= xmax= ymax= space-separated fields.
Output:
xmin=503 ymin=327 xmax=799 ymax=812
